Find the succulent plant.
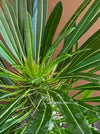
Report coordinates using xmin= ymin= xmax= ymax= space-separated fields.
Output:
xmin=0 ymin=0 xmax=100 ymax=133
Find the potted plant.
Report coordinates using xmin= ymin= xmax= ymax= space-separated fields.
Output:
xmin=0 ymin=0 xmax=100 ymax=133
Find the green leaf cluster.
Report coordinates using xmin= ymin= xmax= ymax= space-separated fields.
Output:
xmin=0 ymin=0 xmax=100 ymax=133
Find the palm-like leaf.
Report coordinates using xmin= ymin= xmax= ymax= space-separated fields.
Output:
xmin=0 ymin=0 xmax=100 ymax=133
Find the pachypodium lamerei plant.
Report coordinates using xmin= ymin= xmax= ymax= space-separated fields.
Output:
xmin=0 ymin=0 xmax=100 ymax=133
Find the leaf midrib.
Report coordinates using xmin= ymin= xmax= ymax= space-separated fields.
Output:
xmin=51 ymin=90 xmax=86 ymax=134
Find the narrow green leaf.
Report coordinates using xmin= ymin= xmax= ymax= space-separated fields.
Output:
xmin=81 ymin=12 xmax=100 ymax=36
xmin=0 ymin=58 xmax=6 ymax=68
xmin=74 ymin=83 xmax=100 ymax=91
xmin=18 ymin=0 xmax=27 ymax=38
xmin=81 ymin=90 xmax=93 ymax=99
xmin=91 ymin=129 xmax=100 ymax=134
xmin=61 ymin=0 xmax=100 ymax=53
xmin=27 ymin=0 xmax=34 ymax=16
xmin=6 ymin=108 xmax=25 ymax=123
xmin=40 ymin=1 xmax=63 ymax=61
xmin=0 ymin=84 xmax=24 ymax=89
xmin=0 ymin=8 xmax=21 ymax=64
xmin=68 ymin=54 xmax=100 ymax=74
xmin=49 ymin=90 xmax=92 ymax=134
xmin=66 ymin=30 xmax=100 ymax=74
xmin=0 ymin=89 xmax=24 ymax=101
xmin=41 ymin=48 xmax=89 ymax=76
xmin=77 ymin=101 xmax=100 ymax=124
xmin=0 ymin=89 xmax=10 ymax=94
xmin=32 ymin=0 xmax=43 ymax=61
xmin=41 ymin=0 xmax=48 ymax=40
xmin=89 ymin=66 xmax=100 ymax=73
xmin=20 ymin=118 xmax=32 ymax=134
xmin=27 ymin=103 xmax=52 ymax=134
xmin=32 ymin=0 xmax=48 ymax=62
xmin=72 ymin=90 xmax=85 ymax=99
xmin=56 ymin=22 xmax=77 ymax=72
xmin=2 ymin=0 xmax=26 ymax=61
xmin=11 ymin=0 xmax=18 ymax=21
xmin=0 ymin=108 xmax=33 ymax=134
xmin=0 ymin=41 xmax=17 ymax=65
xmin=0 ymin=89 xmax=30 ymax=126
xmin=40 ymin=27 xmax=75 ymax=69
xmin=80 ymin=96 xmax=100 ymax=102
xmin=60 ymin=0 xmax=92 ymax=34
xmin=0 ymin=67 xmax=26 ymax=81
xmin=0 ymin=98 xmax=20 ymax=126
xmin=0 ymin=59 xmax=13 ymax=85
xmin=12 ymin=98 xmax=28 ymax=113
xmin=59 ymin=73 xmax=100 ymax=85
xmin=24 ymin=12 xmax=34 ymax=65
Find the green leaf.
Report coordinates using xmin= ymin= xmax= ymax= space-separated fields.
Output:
xmin=61 ymin=0 xmax=100 ymax=53
xmin=91 ymin=129 xmax=100 ymax=134
xmin=0 ymin=89 xmax=10 ymax=94
xmin=0 ymin=108 xmax=33 ymax=134
xmin=40 ymin=1 xmax=63 ymax=61
xmin=60 ymin=0 xmax=92 ymax=35
xmin=74 ymin=83 xmax=100 ymax=91
xmin=57 ymin=0 xmax=97 ymax=72
xmin=27 ymin=103 xmax=52 ymax=134
xmin=0 ymin=67 xmax=26 ymax=81
xmin=81 ymin=90 xmax=93 ymax=99
xmin=27 ymin=0 xmax=34 ymax=16
xmin=18 ymin=0 xmax=27 ymax=38
xmin=11 ymin=0 xmax=18 ymax=21
xmin=80 ymin=96 xmax=100 ymax=102
xmin=12 ymin=98 xmax=28 ymax=113
xmin=0 ymin=89 xmax=24 ymax=101
xmin=32 ymin=0 xmax=47 ymax=61
xmin=0 ymin=58 xmax=13 ymax=85
xmin=81 ymin=12 xmax=100 ymax=36
xmin=41 ymin=48 xmax=89 ymax=76
xmin=89 ymin=66 xmax=100 ymax=73
xmin=41 ymin=0 xmax=48 ymax=40
xmin=72 ymin=90 xmax=87 ymax=99
xmin=49 ymin=90 xmax=92 ymax=134
xmin=40 ymin=27 xmax=75 ymax=69
xmin=24 ymin=12 xmax=34 ymax=65
xmin=0 ymin=89 xmax=30 ymax=127
xmin=0 ymin=8 xmax=21 ymax=64
xmin=77 ymin=101 xmax=100 ymax=124
xmin=0 ymin=41 xmax=17 ymax=65
xmin=20 ymin=118 xmax=32 ymax=134
xmin=56 ymin=22 xmax=77 ymax=72
xmin=0 ymin=84 xmax=23 ymax=89
xmin=0 ymin=98 xmax=20 ymax=126
xmin=66 ymin=30 xmax=100 ymax=74
xmin=53 ymin=121 xmax=62 ymax=134
xmin=0 ymin=58 xmax=6 ymax=68
xmin=68 ymin=54 xmax=100 ymax=74
xmin=11 ymin=0 xmax=27 ymax=54
xmin=59 ymin=73 xmax=100 ymax=85
xmin=2 ymin=0 xmax=26 ymax=61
